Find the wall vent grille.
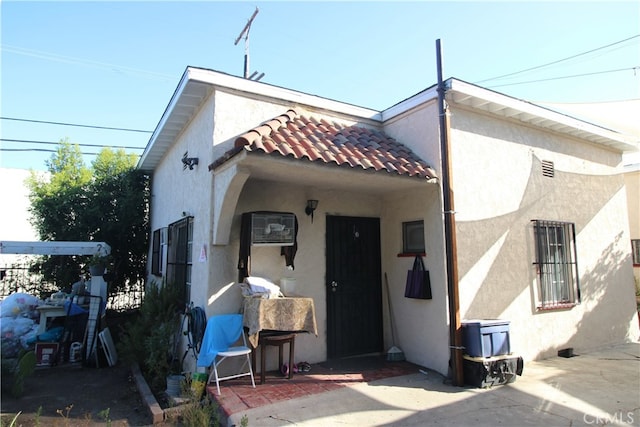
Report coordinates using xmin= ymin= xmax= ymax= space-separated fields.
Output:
xmin=542 ymin=160 xmax=555 ymax=178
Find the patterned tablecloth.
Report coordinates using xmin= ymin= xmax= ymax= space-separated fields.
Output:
xmin=242 ymin=297 xmax=318 ymax=347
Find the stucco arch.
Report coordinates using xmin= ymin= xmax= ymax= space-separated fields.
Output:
xmin=212 ymin=164 xmax=250 ymax=245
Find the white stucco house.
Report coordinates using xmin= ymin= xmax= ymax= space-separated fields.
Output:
xmin=624 ymin=163 xmax=640 ymax=284
xmin=137 ymin=66 xmax=640 ymax=379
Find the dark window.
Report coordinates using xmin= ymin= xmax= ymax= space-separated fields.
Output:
xmin=402 ymin=220 xmax=425 ymax=254
xmin=151 ymin=229 xmax=161 ymax=276
xmin=167 ymin=217 xmax=193 ymax=307
xmin=151 ymin=228 xmax=167 ymax=277
xmin=632 ymin=239 xmax=640 ymax=265
xmin=532 ymin=220 xmax=580 ymax=309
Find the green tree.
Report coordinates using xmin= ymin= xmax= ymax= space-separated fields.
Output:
xmin=27 ymin=139 xmax=149 ymax=296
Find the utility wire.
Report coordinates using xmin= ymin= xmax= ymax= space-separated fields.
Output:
xmin=2 ymin=44 xmax=174 ymax=82
xmin=0 ymin=148 xmax=141 ymax=157
xmin=0 ymin=117 xmax=152 ymax=133
xmin=476 ymin=34 xmax=640 ymax=84
xmin=1 ymin=138 xmax=145 ymax=150
xmin=1 ymin=148 xmax=104 ymax=156
xmin=487 ymin=66 xmax=639 ymax=89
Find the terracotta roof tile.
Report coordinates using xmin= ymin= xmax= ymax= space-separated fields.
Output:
xmin=222 ymin=108 xmax=437 ymax=180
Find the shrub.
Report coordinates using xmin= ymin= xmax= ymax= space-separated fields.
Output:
xmin=117 ymin=281 xmax=183 ymax=393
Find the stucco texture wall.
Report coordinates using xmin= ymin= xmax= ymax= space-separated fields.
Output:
xmin=381 ymin=100 xmax=451 ymax=375
xmin=448 ymin=106 xmax=640 ymax=361
xmin=219 ymin=179 xmax=386 ymax=368
xmin=380 ymin=184 xmax=450 ymax=375
xmin=624 ymin=168 xmax=640 ymax=284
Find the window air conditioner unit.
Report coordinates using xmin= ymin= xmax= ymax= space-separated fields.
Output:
xmin=250 ymin=212 xmax=295 ymax=246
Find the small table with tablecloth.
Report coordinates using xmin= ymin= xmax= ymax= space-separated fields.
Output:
xmin=242 ymin=296 xmax=318 ymax=383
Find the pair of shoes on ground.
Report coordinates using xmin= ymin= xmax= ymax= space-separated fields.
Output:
xmin=280 ymin=361 xmax=312 ymax=376
xmin=298 ymin=361 xmax=311 ymax=372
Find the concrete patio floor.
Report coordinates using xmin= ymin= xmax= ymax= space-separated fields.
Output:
xmin=209 ymin=342 xmax=640 ymax=427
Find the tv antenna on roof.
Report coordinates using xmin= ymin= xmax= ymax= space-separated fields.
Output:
xmin=234 ymin=7 xmax=264 ymax=81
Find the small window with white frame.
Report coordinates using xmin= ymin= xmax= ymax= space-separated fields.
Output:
xmin=532 ymin=219 xmax=581 ymax=310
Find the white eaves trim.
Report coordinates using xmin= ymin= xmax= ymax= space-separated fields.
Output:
xmin=446 ymin=79 xmax=639 ymax=153
xmin=187 ymin=67 xmax=381 ymax=120
xmin=137 ymin=67 xmax=381 ymax=171
xmin=380 ymin=85 xmax=439 ymax=122
xmin=138 ymin=68 xmax=639 ymax=172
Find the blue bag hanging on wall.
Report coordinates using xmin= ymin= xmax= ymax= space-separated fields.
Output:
xmin=404 ymin=255 xmax=432 ymax=299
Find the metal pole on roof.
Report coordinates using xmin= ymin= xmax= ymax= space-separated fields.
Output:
xmin=436 ymin=38 xmax=464 ymax=387
xmin=234 ymin=7 xmax=259 ymax=79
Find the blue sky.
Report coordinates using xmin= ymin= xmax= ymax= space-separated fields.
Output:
xmin=1 ymin=1 xmax=639 ymax=171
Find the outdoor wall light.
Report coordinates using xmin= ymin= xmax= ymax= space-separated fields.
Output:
xmin=305 ymin=199 xmax=319 ymax=222
xmin=182 ymin=151 xmax=199 ymax=170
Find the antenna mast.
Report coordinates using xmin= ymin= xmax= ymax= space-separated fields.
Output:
xmin=234 ymin=7 xmax=260 ymax=79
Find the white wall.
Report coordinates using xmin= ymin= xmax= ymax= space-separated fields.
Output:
xmin=0 ymin=168 xmax=41 ymax=265
xmin=148 ymin=81 xmax=639 ymax=377
xmin=381 ymin=100 xmax=451 ymax=375
xmin=624 ymin=166 xmax=640 ymax=284
xmin=379 ymin=184 xmax=450 ymax=375
xmin=448 ymin=106 xmax=640 ymax=361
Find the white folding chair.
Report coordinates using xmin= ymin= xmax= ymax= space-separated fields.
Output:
xmin=196 ymin=314 xmax=256 ymax=395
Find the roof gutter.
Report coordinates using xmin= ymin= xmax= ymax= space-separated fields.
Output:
xmin=436 ymin=39 xmax=464 ymax=387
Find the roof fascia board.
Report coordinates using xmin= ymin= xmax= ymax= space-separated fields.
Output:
xmin=137 ymin=67 xmax=384 ymax=171
xmin=380 ymin=85 xmax=439 ymax=122
xmin=188 ymin=67 xmax=382 ymax=121
xmin=447 ymin=79 xmax=638 ymax=151
xmin=138 ymin=68 xmax=192 ymax=170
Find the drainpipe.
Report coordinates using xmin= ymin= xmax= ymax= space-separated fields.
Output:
xmin=436 ymin=39 xmax=464 ymax=387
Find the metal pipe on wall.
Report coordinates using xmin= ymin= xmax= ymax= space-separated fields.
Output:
xmin=436 ymin=39 xmax=464 ymax=387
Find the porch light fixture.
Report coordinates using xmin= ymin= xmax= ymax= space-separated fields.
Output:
xmin=305 ymin=199 xmax=319 ymax=222
xmin=182 ymin=151 xmax=199 ymax=170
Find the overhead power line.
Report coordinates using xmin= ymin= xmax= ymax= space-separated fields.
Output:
xmin=2 ymin=44 xmax=174 ymax=82
xmin=487 ymin=66 xmax=640 ymax=89
xmin=1 ymin=138 xmax=145 ymax=150
xmin=0 ymin=148 xmax=141 ymax=157
xmin=0 ymin=117 xmax=152 ymax=133
xmin=476 ymin=34 xmax=640 ymax=84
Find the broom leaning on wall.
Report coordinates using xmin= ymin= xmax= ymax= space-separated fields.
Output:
xmin=385 ymin=273 xmax=405 ymax=361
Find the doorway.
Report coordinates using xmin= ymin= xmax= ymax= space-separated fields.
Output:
xmin=326 ymin=215 xmax=383 ymax=358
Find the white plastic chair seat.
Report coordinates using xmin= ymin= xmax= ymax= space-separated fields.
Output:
xmin=218 ymin=346 xmax=252 ymax=357
xmin=209 ymin=345 xmax=255 ymax=394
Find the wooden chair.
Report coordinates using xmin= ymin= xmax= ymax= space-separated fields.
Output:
xmin=251 ymin=331 xmax=296 ymax=384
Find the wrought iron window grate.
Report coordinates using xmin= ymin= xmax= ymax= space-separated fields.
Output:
xmin=532 ymin=219 xmax=580 ymax=309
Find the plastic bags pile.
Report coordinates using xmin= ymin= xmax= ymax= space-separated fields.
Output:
xmin=1 ymin=293 xmax=42 ymax=358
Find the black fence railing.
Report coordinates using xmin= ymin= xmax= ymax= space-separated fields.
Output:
xmin=0 ymin=260 xmax=143 ymax=311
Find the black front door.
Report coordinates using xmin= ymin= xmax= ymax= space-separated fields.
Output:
xmin=326 ymin=215 xmax=383 ymax=358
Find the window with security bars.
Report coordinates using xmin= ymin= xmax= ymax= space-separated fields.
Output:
xmin=532 ymin=220 xmax=580 ymax=309
xmin=167 ymin=216 xmax=193 ymax=308
xmin=632 ymin=240 xmax=640 ymax=266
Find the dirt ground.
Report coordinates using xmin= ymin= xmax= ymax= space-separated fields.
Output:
xmin=1 ymin=362 xmax=152 ymax=426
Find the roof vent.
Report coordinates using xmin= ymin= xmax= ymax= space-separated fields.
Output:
xmin=542 ymin=160 xmax=555 ymax=178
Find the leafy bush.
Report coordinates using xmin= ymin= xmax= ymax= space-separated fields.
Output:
xmin=117 ymin=281 xmax=183 ymax=392
xmin=0 ymin=350 xmax=36 ymax=397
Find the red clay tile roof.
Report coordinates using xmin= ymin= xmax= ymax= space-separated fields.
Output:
xmin=210 ymin=108 xmax=437 ymax=180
